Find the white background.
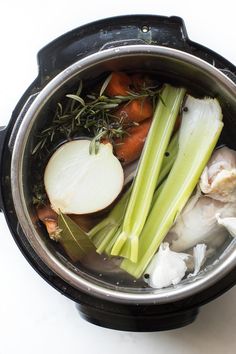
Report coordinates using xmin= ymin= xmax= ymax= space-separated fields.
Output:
xmin=0 ymin=1 xmax=235 ymax=353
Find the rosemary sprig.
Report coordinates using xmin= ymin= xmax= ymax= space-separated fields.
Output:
xmin=32 ymin=76 xmax=162 ymax=156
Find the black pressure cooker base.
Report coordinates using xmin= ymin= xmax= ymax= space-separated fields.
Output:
xmin=1 ymin=14 xmax=236 ymax=332
xmin=77 ymin=304 xmax=199 ymax=332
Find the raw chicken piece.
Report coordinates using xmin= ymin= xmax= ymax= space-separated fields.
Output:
xmin=200 ymin=147 xmax=236 ymax=202
xmin=216 ymin=214 xmax=236 ymax=237
xmin=166 ymin=191 xmax=235 ymax=252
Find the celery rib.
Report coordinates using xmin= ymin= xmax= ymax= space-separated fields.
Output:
xmin=111 ymin=85 xmax=186 ymax=262
xmin=96 ymin=225 xmax=119 ymax=254
xmin=88 ymin=187 xmax=131 ymax=239
xmin=121 ymin=96 xmax=223 ymax=278
xmin=105 ymin=226 xmax=122 ymax=255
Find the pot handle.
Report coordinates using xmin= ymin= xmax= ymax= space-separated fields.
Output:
xmin=36 ymin=14 xmax=236 ymax=87
xmin=36 ymin=15 xmax=189 ymax=84
xmin=0 ymin=127 xmax=7 ymax=211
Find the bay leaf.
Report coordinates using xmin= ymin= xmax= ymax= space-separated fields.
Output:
xmin=58 ymin=212 xmax=95 ymax=262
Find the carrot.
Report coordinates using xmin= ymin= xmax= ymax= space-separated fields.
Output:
xmin=106 ymin=72 xmax=132 ymax=96
xmin=115 ymin=98 xmax=153 ymax=123
xmin=36 ymin=205 xmax=60 ymax=240
xmin=114 ymin=118 xmax=152 ymax=165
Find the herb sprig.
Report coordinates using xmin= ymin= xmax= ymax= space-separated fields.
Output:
xmin=32 ymin=75 xmax=162 ymax=156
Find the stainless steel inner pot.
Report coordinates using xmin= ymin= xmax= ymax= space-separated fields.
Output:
xmin=11 ymin=45 xmax=236 ymax=305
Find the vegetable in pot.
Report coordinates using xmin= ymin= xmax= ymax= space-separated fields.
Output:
xmin=111 ymin=84 xmax=186 ymax=262
xmin=114 ymin=117 xmax=152 ymax=165
xmin=121 ymin=95 xmax=223 ymax=278
xmin=144 ymin=242 xmax=190 ymax=289
xmin=105 ymin=72 xmax=132 ymax=96
xmin=114 ymin=98 xmax=153 ymax=123
xmin=44 ymin=140 xmax=124 ymax=214
xmin=187 ymin=244 xmax=207 ymax=278
xmin=144 ymin=242 xmax=207 ymax=289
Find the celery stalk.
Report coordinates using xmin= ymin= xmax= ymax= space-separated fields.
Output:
xmin=119 ymin=181 xmax=166 ymax=259
xmin=105 ymin=226 xmax=122 ymax=255
xmin=111 ymin=85 xmax=186 ymax=262
xmin=89 ymin=131 xmax=179 ymax=255
xmin=88 ymin=188 xmax=131 ymax=255
xmin=121 ymin=96 xmax=223 ymax=278
xmin=156 ymin=132 xmax=179 ymax=187
xmin=91 ymin=224 xmax=115 ymax=249
xmin=88 ymin=188 xmax=131 ymax=239
xmin=96 ymin=225 xmax=119 ymax=254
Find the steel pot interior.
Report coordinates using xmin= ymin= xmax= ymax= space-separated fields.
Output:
xmin=11 ymin=45 xmax=236 ymax=304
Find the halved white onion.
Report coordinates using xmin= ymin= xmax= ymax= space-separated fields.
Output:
xmin=44 ymin=140 xmax=124 ymax=214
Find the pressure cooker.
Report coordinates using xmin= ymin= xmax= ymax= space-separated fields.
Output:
xmin=1 ymin=15 xmax=236 ymax=331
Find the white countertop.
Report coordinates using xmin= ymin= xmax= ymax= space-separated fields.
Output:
xmin=0 ymin=1 xmax=236 ymax=353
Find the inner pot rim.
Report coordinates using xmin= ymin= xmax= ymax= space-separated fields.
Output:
xmin=11 ymin=44 xmax=236 ymax=304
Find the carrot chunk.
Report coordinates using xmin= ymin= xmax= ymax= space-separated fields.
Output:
xmin=114 ymin=118 xmax=152 ymax=165
xmin=106 ymin=72 xmax=132 ymax=96
xmin=115 ymin=98 xmax=153 ymax=123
